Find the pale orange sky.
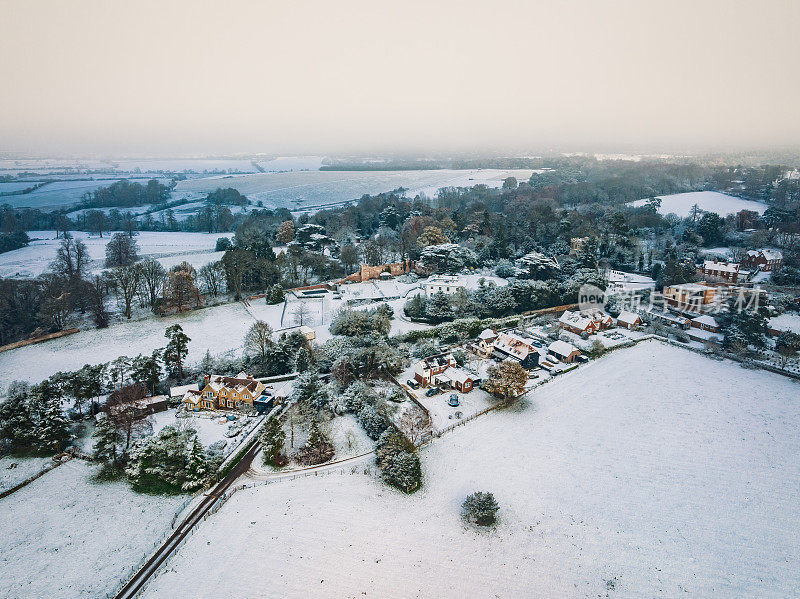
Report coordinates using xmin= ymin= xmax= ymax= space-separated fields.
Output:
xmin=1 ymin=0 xmax=798 ymax=156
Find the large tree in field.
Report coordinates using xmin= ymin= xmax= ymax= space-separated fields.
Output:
xmin=483 ymin=360 xmax=528 ymax=402
xmin=107 ymin=263 xmax=140 ymax=318
xmin=52 ymin=237 xmax=90 ymax=282
xmin=163 ymin=324 xmax=191 ymax=379
xmin=138 ymin=257 xmax=166 ymax=311
xmin=276 ymin=220 xmax=296 ymax=244
xmin=244 ymin=321 xmax=274 ymax=370
xmin=105 ymin=232 xmax=139 ymax=267
xmin=163 ymin=266 xmax=200 ymax=312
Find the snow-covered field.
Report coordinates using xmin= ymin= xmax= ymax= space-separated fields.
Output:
xmin=173 ymin=169 xmax=533 ymax=211
xmin=769 ymin=312 xmax=800 ymax=335
xmin=0 ymin=230 xmax=231 ymax=278
xmin=0 ymin=455 xmax=53 ymax=492
xmin=141 ymin=342 xmax=800 ymax=598
xmin=0 ymin=301 xmax=254 ymax=391
xmin=0 ymin=459 xmax=185 ymax=599
xmin=629 ymin=191 xmax=767 ymax=217
xmin=1 ymin=179 xmax=165 ymax=211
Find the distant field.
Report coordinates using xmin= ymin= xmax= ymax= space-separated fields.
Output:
xmin=629 ymin=191 xmax=767 ymax=217
xmin=0 ymin=230 xmax=231 ymax=279
xmin=0 ymin=181 xmax=44 ymax=193
xmin=174 ymin=168 xmax=531 ymax=211
xmin=1 ymin=178 xmax=171 ymax=211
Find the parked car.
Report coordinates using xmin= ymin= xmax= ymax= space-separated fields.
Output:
xmin=406 ymin=379 xmax=420 ymax=389
xmin=425 ymin=387 xmax=441 ymax=397
xmin=448 ymin=395 xmax=460 ymax=407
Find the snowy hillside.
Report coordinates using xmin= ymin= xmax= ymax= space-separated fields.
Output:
xmin=140 ymin=342 xmax=800 ymax=598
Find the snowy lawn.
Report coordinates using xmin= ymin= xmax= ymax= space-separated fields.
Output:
xmin=629 ymin=191 xmax=767 ymax=217
xmin=0 ymin=455 xmax=53 ymax=492
xmin=141 ymin=341 xmax=800 ymax=598
xmin=0 ymin=460 xmax=186 ymax=599
xmin=0 ymin=301 xmax=253 ymax=391
xmin=0 ymin=230 xmax=232 ymax=278
xmin=149 ymin=408 xmax=235 ymax=449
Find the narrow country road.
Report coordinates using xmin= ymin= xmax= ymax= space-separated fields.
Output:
xmin=112 ymin=441 xmax=260 ymax=599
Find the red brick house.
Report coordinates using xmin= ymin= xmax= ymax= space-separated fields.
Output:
xmin=741 ymin=249 xmax=783 ymax=272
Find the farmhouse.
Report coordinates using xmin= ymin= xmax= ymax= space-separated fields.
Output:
xmin=741 ymin=249 xmax=783 ymax=272
xmin=422 ymin=275 xmax=465 ymax=296
xmin=616 ymin=311 xmax=642 ymax=329
xmin=547 ymin=340 xmax=581 ymax=363
xmin=559 ymin=310 xmax=614 ymax=335
xmin=491 ymin=331 xmax=541 ymax=368
xmin=701 ymin=260 xmax=741 ymax=283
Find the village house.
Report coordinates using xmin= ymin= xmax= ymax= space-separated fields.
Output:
xmin=491 ymin=331 xmax=541 ymax=368
xmin=691 ymin=314 xmax=719 ymax=332
xmin=559 ymin=310 xmax=614 ymax=335
xmin=413 ymin=353 xmax=457 ymax=387
xmin=472 ymin=328 xmax=498 ymax=357
xmin=412 ymin=353 xmax=476 ymax=392
xmin=422 ymin=275 xmax=466 ymax=296
xmin=184 ymin=372 xmax=266 ymax=412
xmin=701 ymin=260 xmax=741 ymax=283
xmin=663 ymin=283 xmax=716 ymax=310
xmin=547 ymin=340 xmax=582 ymax=363
xmin=569 ymin=237 xmax=589 ymax=256
xmin=741 ymin=249 xmax=783 ymax=272
xmin=616 ymin=311 xmax=642 ymax=329
xmin=639 ymin=308 xmax=692 ymax=330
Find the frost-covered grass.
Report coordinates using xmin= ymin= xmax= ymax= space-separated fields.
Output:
xmin=0 ymin=459 xmax=185 ymax=599
xmin=0 ymin=456 xmax=53 ymax=492
xmin=0 ymin=301 xmax=253 ymax=391
xmin=141 ymin=342 xmax=800 ymax=598
xmin=629 ymin=191 xmax=767 ymax=217
xmin=0 ymin=230 xmax=232 ymax=278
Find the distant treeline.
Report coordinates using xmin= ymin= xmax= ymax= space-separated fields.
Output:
xmin=80 ymin=179 xmax=172 ymax=209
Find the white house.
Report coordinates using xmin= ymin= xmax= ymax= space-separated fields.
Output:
xmin=422 ymin=275 xmax=466 ymax=296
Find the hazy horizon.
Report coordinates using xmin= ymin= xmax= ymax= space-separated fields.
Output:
xmin=2 ymin=0 xmax=799 ymax=156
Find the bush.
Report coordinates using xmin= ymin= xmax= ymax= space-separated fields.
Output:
xmin=462 ymin=491 xmax=499 ymax=526
xmin=376 ymin=430 xmax=421 ymax=493
xmin=215 ymin=237 xmax=232 ymax=251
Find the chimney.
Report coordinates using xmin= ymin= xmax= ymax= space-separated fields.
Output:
xmin=204 ymin=374 xmax=210 ymax=385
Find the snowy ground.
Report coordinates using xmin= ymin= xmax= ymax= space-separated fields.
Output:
xmin=0 ymin=459 xmax=186 ymax=599
xmin=0 ymin=230 xmax=232 ymax=278
xmin=140 ymin=341 xmax=800 ymax=598
xmin=629 ymin=191 xmax=767 ymax=217
xmin=149 ymin=408 xmax=239 ymax=449
xmin=0 ymin=455 xmax=53 ymax=492
xmin=0 ymin=301 xmax=254 ymax=391
xmin=769 ymin=312 xmax=800 ymax=335
xmin=559 ymin=326 xmax=646 ymax=351
xmin=173 ymin=169 xmax=535 ymax=212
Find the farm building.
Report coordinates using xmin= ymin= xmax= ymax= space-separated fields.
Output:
xmin=547 ymin=340 xmax=581 ymax=363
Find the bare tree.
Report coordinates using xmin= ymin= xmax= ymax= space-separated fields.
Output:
xmin=293 ymin=302 xmax=311 ymax=326
xmin=199 ymin=261 xmax=225 ymax=297
xmin=399 ymin=409 xmax=431 ymax=445
xmin=138 ymin=257 xmax=166 ymax=311
xmin=163 ymin=268 xmax=200 ymax=313
xmin=104 ymin=383 xmax=151 ymax=450
xmin=244 ymin=321 xmax=274 ymax=368
xmin=107 ymin=264 xmax=141 ymax=318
